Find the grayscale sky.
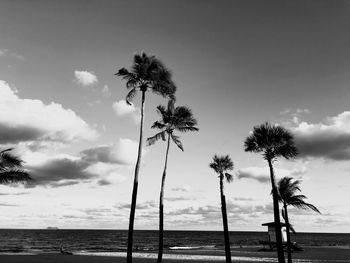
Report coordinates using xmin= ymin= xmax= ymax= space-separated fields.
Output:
xmin=0 ymin=0 xmax=350 ymax=232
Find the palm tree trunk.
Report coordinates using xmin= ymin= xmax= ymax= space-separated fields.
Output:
xmin=126 ymin=90 xmax=146 ymax=263
xmin=267 ymin=159 xmax=285 ymax=263
xmin=220 ymin=175 xmax=232 ymax=263
xmin=284 ymin=204 xmax=292 ymax=263
xmin=157 ymin=133 xmax=171 ymax=263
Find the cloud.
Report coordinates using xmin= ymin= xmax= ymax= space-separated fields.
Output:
xmin=84 ymin=162 xmax=125 ymax=184
xmin=102 ymin=85 xmax=111 ymax=97
xmin=233 ymin=197 xmax=255 ymax=201
xmin=115 ymin=201 xmax=157 ymax=210
xmin=164 ymin=196 xmax=195 ymax=201
xmin=0 ymin=192 xmax=29 ymax=196
xmin=0 ymin=203 xmax=19 ymax=207
xmin=80 ymin=138 xmax=146 ymax=165
xmin=171 ymin=185 xmax=193 ymax=193
xmin=27 ymin=155 xmax=94 ymax=187
xmin=166 ymin=202 xmax=273 ymax=224
xmin=74 ymin=70 xmax=98 ymax=86
xmin=292 ymin=111 xmax=350 ymax=160
xmin=237 ymin=167 xmax=271 ymax=183
xmin=280 ymin=108 xmax=310 ymax=125
xmin=0 ymin=80 xmax=98 ymax=144
xmin=0 ymin=49 xmax=24 ymax=60
xmin=237 ymin=163 xmax=307 ymax=183
xmin=0 ymin=49 xmax=7 ymax=56
xmin=26 ymin=139 xmax=140 ymax=187
xmin=87 ymin=100 xmax=101 ymax=107
xmin=112 ymin=100 xmax=140 ymax=123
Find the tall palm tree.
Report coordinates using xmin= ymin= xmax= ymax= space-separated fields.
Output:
xmin=244 ymin=123 xmax=298 ymax=263
xmin=278 ymin=177 xmax=320 ymax=263
xmin=116 ymin=52 xmax=176 ymax=263
xmin=0 ymin=148 xmax=31 ymax=184
xmin=147 ymin=100 xmax=198 ymax=263
xmin=209 ymin=155 xmax=234 ymax=263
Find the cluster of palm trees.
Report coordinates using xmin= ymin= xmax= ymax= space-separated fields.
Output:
xmin=117 ymin=53 xmax=321 ymax=263
xmin=211 ymin=123 xmax=321 ymax=263
xmin=116 ymin=53 xmax=199 ymax=263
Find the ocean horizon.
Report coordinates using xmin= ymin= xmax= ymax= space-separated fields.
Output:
xmin=0 ymin=229 xmax=349 ymax=255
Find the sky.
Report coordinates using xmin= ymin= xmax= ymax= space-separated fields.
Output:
xmin=0 ymin=0 xmax=350 ymax=233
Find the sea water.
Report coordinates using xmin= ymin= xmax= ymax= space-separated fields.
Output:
xmin=0 ymin=229 xmax=349 ymax=254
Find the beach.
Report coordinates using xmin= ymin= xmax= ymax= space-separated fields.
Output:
xmin=1 ymin=246 xmax=350 ymax=263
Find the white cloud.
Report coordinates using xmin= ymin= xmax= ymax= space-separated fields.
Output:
xmin=84 ymin=162 xmax=126 ymax=185
xmin=102 ymin=85 xmax=111 ymax=97
xmin=74 ymin=70 xmax=98 ymax=86
xmin=112 ymin=100 xmax=140 ymax=123
xmin=87 ymin=100 xmax=101 ymax=107
xmin=0 ymin=49 xmax=7 ymax=56
xmin=171 ymin=185 xmax=193 ymax=192
xmin=0 ymin=48 xmax=24 ymax=60
xmin=24 ymin=138 xmax=142 ymax=187
xmin=237 ymin=162 xmax=308 ymax=183
xmin=0 ymin=80 xmax=98 ymax=144
xmin=80 ymin=138 xmax=147 ymax=165
xmin=292 ymin=111 xmax=350 ymax=160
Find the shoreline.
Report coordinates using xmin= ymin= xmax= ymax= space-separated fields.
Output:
xmin=1 ymin=246 xmax=350 ymax=262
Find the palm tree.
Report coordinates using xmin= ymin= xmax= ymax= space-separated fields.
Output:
xmin=116 ymin=52 xmax=176 ymax=263
xmin=147 ymin=100 xmax=198 ymax=263
xmin=244 ymin=122 xmax=298 ymax=263
xmin=278 ymin=177 xmax=320 ymax=263
xmin=209 ymin=155 xmax=234 ymax=263
xmin=0 ymin=148 xmax=31 ymax=184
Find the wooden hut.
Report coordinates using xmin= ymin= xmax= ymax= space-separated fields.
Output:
xmin=260 ymin=222 xmax=287 ymax=250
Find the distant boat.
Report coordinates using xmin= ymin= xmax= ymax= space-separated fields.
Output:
xmin=46 ymin=227 xmax=59 ymax=230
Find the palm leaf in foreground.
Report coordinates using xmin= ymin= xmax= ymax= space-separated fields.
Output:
xmin=0 ymin=149 xmax=31 ymax=184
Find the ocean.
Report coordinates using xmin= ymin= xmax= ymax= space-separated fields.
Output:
xmin=0 ymin=229 xmax=349 ymax=255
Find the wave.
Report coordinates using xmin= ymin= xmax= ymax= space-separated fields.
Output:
xmin=169 ymin=245 xmax=217 ymax=250
xmin=74 ymin=251 xmax=277 ymax=262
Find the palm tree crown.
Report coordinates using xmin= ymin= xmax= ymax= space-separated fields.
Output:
xmin=0 ymin=148 xmax=31 ymax=184
xmin=209 ymin=155 xmax=234 ymax=182
xmin=147 ymin=100 xmax=199 ymax=150
xmin=278 ymin=177 xmax=320 ymax=213
xmin=116 ymin=52 xmax=176 ymax=104
xmin=244 ymin=122 xmax=298 ymax=161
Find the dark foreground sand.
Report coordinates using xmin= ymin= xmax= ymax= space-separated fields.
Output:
xmin=0 ymin=247 xmax=349 ymax=263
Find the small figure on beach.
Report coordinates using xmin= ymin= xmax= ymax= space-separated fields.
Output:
xmin=60 ymin=244 xmax=73 ymax=255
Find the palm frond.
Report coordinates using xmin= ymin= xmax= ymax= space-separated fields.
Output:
xmin=156 ymin=105 xmax=167 ymax=116
xmin=176 ymin=126 xmax=199 ymax=133
xmin=116 ymin=52 xmax=177 ymax=101
xmin=115 ymin=67 xmax=129 ymax=76
xmin=146 ymin=131 xmax=166 ymax=146
xmin=278 ymin=176 xmax=320 ymax=215
xmin=151 ymin=121 xmax=166 ymax=130
xmin=126 ymin=88 xmax=137 ymax=105
xmin=0 ymin=149 xmax=23 ymax=168
xmin=291 ymin=201 xmax=321 ymax=214
xmin=209 ymin=155 xmax=234 ymax=175
xmin=171 ymin=134 xmax=183 ymax=151
xmin=0 ymin=170 xmax=32 ymax=184
xmin=150 ymin=100 xmax=198 ymax=152
xmin=244 ymin=122 xmax=298 ymax=161
xmin=225 ymin=173 xmax=233 ymax=183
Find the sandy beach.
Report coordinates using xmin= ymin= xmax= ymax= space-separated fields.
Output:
xmin=1 ymin=247 xmax=350 ymax=263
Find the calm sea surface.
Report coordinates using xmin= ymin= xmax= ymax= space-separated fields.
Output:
xmin=0 ymin=229 xmax=349 ymax=254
